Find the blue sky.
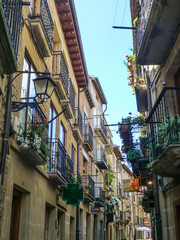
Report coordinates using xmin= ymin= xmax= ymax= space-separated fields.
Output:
xmin=75 ymin=0 xmax=138 ymax=145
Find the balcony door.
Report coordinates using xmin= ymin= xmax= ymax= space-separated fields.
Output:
xmin=48 ymin=105 xmax=57 ymax=170
xmin=19 ymin=57 xmax=36 ymax=126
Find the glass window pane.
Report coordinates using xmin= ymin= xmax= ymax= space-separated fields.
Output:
xmin=29 ymin=66 xmax=36 ymax=99
xmin=21 ymin=58 xmax=29 ymax=99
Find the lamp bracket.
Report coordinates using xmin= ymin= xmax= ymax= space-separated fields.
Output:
xmin=11 ymin=99 xmax=43 ymax=112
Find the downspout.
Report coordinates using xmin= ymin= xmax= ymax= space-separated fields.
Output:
xmin=103 ymin=103 xmax=107 ymax=240
xmin=102 ymin=104 xmax=107 ymax=119
xmin=163 ymin=190 xmax=170 ymax=240
xmin=0 ymin=74 xmax=13 ymax=185
xmin=154 ymin=175 xmax=163 ymax=240
xmin=76 ymin=88 xmax=81 ymax=240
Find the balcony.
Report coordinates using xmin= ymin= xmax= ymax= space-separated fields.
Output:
xmin=61 ymin=79 xmax=75 ymax=119
xmin=94 ymin=187 xmax=105 ymax=207
xmin=48 ymin=139 xmax=74 ymax=185
xmin=95 ymin=148 xmax=108 ymax=170
xmin=53 ymin=51 xmax=69 ymax=99
xmin=146 ymin=87 xmax=180 ymax=177
xmin=72 ymin=108 xmax=83 ymax=141
xmin=15 ymin=102 xmax=49 ymax=166
xmin=136 ymin=0 xmax=180 ymax=65
xmin=83 ymin=124 xmax=93 ymax=151
xmin=0 ymin=0 xmax=26 ymax=73
xmin=94 ymin=116 xmax=108 ymax=144
xmin=29 ymin=0 xmax=53 ymax=57
xmin=82 ymin=175 xmax=95 ymax=203
xmin=105 ymin=139 xmax=114 ymax=155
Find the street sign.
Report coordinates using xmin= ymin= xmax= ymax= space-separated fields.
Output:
xmin=63 ymin=183 xmax=84 ymax=205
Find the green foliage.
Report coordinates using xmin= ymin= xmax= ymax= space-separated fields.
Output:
xmin=140 ymin=136 xmax=149 ymax=149
xmin=127 ymin=149 xmax=141 ymax=162
xmin=84 ymin=185 xmax=92 ymax=194
xmin=17 ymin=120 xmax=50 ymax=159
xmin=133 ymin=114 xmax=145 ymax=126
xmin=126 ymin=54 xmax=136 ymax=64
xmin=133 ymin=17 xmax=138 ymax=27
xmin=105 ymin=165 xmax=115 ymax=186
xmin=157 ymin=116 xmax=180 ymax=149
xmin=65 ymin=169 xmax=76 ymax=183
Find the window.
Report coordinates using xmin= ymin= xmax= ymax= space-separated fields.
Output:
xmin=60 ymin=123 xmax=66 ymax=147
xmin=71 ymin=144 xmax=75 ymax=163
xmin=19 ymin=57 xmax=36 ymax=126
xmin=48 ymin=105 xmax=57 ymax=169
xmin=44 ymin=204 xmax=54 ymax=240
xmin=48 ymin=105 xmax=57 ymax=140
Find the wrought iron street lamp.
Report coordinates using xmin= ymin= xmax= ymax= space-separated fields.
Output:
xmin=33 ymin=74 xmax=56 ymax=99
xmin=11 ymin=71 xmax=56 ymax=112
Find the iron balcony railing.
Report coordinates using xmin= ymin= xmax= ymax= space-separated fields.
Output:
xmin=135 ymin=0 xmax=154 ymax=56
xmin=146 ymin=87 xmax=180 ymax=159
xmin=94 ymin=115 xmax=107 ymax=139
xmin=48 ymin=138 xmax=74 ymax=183
xmin=53 ymin=51 xmax=69 ymax=94
xmin=95 ymin=187 xmax=105 ymax=202
xmin=40 ymin=0 xmax=54 ymax=50
xmin=84 ymin=124 xmax=93 ymax=147
xmin=96 ymin=147 xmax=107 ymax=165
xmin=74 ymin=108 xmax=83 ymax=135
xmin=17 ymin=98 xmax=48 ymax=133
xmin=68 ymin=79 xmax=75 ymax=113
xmin=1 ymin=0 xmax=26 ymax=61
xmin=82 ymin=175 xmax=95 ymax=199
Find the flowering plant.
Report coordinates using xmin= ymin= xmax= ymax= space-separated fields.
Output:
xmin=105 ymin=165 xmax=115 ymax=186
xmin=65 ymin=169 xmax=76 ymax=183
xmin=110 ymin=196 xmax=121 ymax=207
xmin=17 ymin=119 xmax=50 ymax=159
xmin=106 ymin=197 xmax=121 ymax=214
xmin=125 ymin=54 xmax=136 ymax=64
xmin=84 ymin=185 xmax=92 ymax=195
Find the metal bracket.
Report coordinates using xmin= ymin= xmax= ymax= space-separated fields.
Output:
xmin=11 ymin=101 xmax=43 ymax=112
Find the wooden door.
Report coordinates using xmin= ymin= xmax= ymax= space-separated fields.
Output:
xmin=9 ymin=189 xmax=22 ymax=240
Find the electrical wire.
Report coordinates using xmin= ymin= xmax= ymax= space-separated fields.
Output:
xmin=121 ymin=0 xmax=128 ymax=26
xmin=113 ymin=0 xmax=119 ymax=26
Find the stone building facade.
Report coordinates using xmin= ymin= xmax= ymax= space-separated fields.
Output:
xmin=0 ymin=1 xmax=148 ymax=240
xmin=130 ymin=0 xmax=180 ymax=239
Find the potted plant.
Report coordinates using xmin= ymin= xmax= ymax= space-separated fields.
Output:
xmin=127 ymin=148 xmax=141 ymax=163
xmin=84 ymin=185 xmax=92 ymax=195
xmin=105 ymin=166 xmax=115 ymax=186
xmin=140 ymin=136 xmax=149 ymax=157
xmin=133 ymin=114 xmax=145 ymax=126
xmin=17 ymin=119 xmax=50 ymax=160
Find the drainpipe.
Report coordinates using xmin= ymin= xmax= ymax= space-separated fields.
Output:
xmin=102 ymin=104 xmax=107 ymax=119
xmin=154 ymin=175 xmax=163 ymax=240
xmin=76 ymin=88 xmax=81 ymax=240
xmin=163 ymin=190 xmax=170 ymax=240
xmin=0 ymin=74 xmax=13 ymax=185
